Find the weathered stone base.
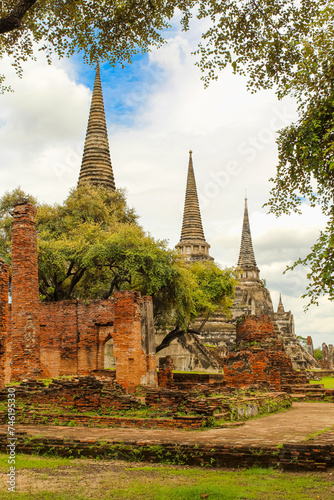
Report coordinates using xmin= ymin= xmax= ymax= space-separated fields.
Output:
xmin=1 ymin=431 xmax=333 ymax=471
xmin=0 ymin=376 xmax=292 ymax=427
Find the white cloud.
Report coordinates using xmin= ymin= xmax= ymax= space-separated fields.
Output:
xmin=0 ymin=56 xmax=90 ymax=201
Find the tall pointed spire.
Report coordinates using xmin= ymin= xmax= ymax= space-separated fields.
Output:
xmin=175 ymin=151 xmax=212 ymax=261
xmin=78 ymin=62 xmax=115 ymax=191
xmin=237 ymin=198 xmax=260 ymax=280
xmin=277 ymin=294 xmax=285 ymax=314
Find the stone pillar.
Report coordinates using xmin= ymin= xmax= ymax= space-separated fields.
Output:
xmin=158 ymin=356 xmax=174 ymax=389
xmin=322 ymin=343 xmax=329 ymax=369
xmin=141 ymin=296 xmax=157 ymax=386
xmin=306 ymin=336 xmax=314 ymax=357
xmin=113 ymin=291 xmax=156 ymax=392
xmin=0 ymin=260 xmax=9 ymax=389
xmin=328 ymin=344 xmax=333 ymax=370
xmin=11 ymin=201 xmax=41 ymax=381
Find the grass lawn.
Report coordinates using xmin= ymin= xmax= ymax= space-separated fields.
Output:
xmin=0 ymin=454 xmax=333 ymax=499
xmin=309 ymin=377 xmax=334 ymax=389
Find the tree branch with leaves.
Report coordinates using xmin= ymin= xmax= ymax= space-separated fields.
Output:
xmin=0 ymin=184 xmax=237 ymax=347
xmin=0 ymin=0 xmax=195 ymax=92
xmin=195 ymin=0 xmax=334 ymax=306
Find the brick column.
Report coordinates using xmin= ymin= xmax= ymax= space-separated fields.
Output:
xmin=322 ymin=343 xmax=329 ymax=369
xmin=11 ymin=202 xmax=41 ymax=381
xmin=0 ymin=260 xmax=9 ymax=389
xmin=141 ymin=296 xmax=157 ymax=386
xmin=158 ymin=356 xmax=174 ymax=388
xmin=307 ymin=336 xmax=314 ymax=357
xmin=113 ymin=291 xmax=154 ymax=391
xmin=329 ymin=344 xmax=333 ymax=369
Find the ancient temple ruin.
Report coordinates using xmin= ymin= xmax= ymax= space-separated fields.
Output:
xmin=223 ymin=315 xmax=308 ymax=389
xmin=0 ymin=63 xmax=326 ymax=391
xmin=78 ymin=62 xmax=116 ymax=191
xmin=175 ymin=151 xmax=213 ymax=261
xmin=75 ymin=65 xmax=327 ymax=373
xmin=171 ymin=157 xmax=320 ymax=370
xmin=233 ymin=197 xmax=274 ymax=319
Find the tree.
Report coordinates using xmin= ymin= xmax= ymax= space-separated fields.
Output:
xmin=194 ymin=0 xmax=334 ymax=306
xmin=266 ymin=94 xmax=334 ymax=307
xmin=155 ymin=259 xmax=236 ymax=352
xmin=313 ymin=347 xmax=323 ymax=360
xmin=0 ymin=0 xmax=194 ymax=92
xmin=195 ymin=0 xmax=329 ymax=97
xmin=0 ymin=185 xmax=236 ymax=341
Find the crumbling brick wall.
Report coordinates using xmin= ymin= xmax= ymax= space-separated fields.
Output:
xmin=38 ymin=299 xmax=117 ymax=379
xmin=158 ymin=356 xmax=174 ymax=388
xmin=38 ymin=293 xmax=156 ymax=390
xmin=11 ymin=202 xmax=42 ymax=380
xmin=113 ymin=291 xmax=156 ymax=390
xmin=223 ymin=315 xmax=308 ymax=390
xmin=4 ymin=376 xmax=142 ymax=412
xmin=1 ymin=201 xmax=157 ymax=390
xmin=320 ymin=343 xmax=334 ymax=369
xmin=0 ymin=261 xmax=9 ymax=389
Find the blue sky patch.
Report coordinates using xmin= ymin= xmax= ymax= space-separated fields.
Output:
xmin=70 ymin=52 xmax=165 ymax=127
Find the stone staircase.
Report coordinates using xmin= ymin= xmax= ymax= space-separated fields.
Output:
xmin=284 ymin=384 xmax=334 ymax=401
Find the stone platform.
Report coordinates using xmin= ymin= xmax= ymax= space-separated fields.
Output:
xmin=1 ymin=402 xmax=334 ymax=470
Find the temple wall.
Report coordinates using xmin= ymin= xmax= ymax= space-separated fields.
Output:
xmin=0 ymin=261 xmax=9 ymax=389
xmin=1 ymin=202 xmax=157 ymax=391
xmin=20 ymin=292 xmax=156 ymax=390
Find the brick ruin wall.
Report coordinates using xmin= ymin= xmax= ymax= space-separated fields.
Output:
xmin=2 ymin=433 xmax=331 ymax=471
xmin=223 ymin=315 xmax=309 ymax=390
xmin=0 ymin=375 xmax=292 ymax=430
xmin=158 ymin=356 xmax=174 ymax=388
xmin=11 ymin=203 xmax=42 ymax=381
xmin=0 ymin=261 xmax=9 ymax=389
xmin=37 ymin=293 xmax=156 ymax=389
xmin=0 ymin=202 xmax=157 ymax=391
xmin=320 ymin=342 xmax=334 ymax=369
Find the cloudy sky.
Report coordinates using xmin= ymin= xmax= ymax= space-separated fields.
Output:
xmin=0 ymin=14 xmax=333 ymax=347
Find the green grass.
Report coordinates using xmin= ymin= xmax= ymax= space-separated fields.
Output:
xmin=0 ymin=455 xmax=333 ymax=499
xmin=309 ymin=376 xmax=334 ymax=389
xmin=0 ymin=453 xmax=75 ymax=471
xmin=172 ymin=370 xmax=222 ymax=374
xmin=306 ymin=427 xmax=332 ymax=440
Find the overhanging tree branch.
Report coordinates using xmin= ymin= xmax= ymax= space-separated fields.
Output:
xmin=0 ymin=0 xmax=38 ymax=35
xmin=156 ymin=328 xmax=201 ymax=353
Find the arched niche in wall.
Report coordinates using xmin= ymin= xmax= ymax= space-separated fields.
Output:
xmin=104 ymin=336 xmax=117 ymax=370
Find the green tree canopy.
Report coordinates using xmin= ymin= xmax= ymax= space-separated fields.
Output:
xmin=195 ymin=0 xmax=331 ymax=100
xmin=0 ymin=185 xmax=236 ymax=336
xmin=194 ymin=0 xmax=334 ymax=307
xmin=0 ymin=0 xmax=195 ymax=92
xmin=313 ymin=347 xmax=323 ymax=360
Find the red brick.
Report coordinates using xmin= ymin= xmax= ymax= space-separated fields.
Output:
xmin=223 ymin=315 xmax=308 ymax=389
xmin=0 ymin=260 xmax=9 ymax=389
xmin=11 ymin=202 xmax=42 ymax=381
xmin=158 ymin=356 xmax=174 ymax=388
